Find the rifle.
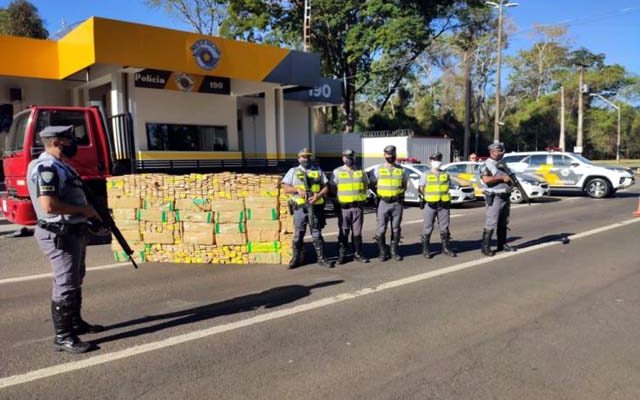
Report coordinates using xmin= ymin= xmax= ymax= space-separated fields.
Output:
xmin=81 ymin=184 xmax=139 ymax=269
xmin=301 ymin=170 xmax=316 ymax=229
xmin=496 ymin=162 xmax=531 ymax=205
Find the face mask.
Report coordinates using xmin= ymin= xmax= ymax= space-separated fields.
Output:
xmin=344 ymin=158 xmax=354 ymax=167
xmin=299 ymin=159 xmax=310 ymax=168
xmin=61 ymin=140 xmax=78 ymax=158
xmin=431 ymin=161 xmax=442 ymax=169
xmin=385 ymin=156 xmax=396 ymax=164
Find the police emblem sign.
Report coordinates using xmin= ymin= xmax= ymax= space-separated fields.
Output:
xmin=191 ymin=39 xmax=221 ymax=70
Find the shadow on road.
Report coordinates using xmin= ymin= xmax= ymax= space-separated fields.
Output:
xmin=514 ymin=233 xmax=572 ymax=249
xmin=92 ymin=280 xmax=344 ymax=345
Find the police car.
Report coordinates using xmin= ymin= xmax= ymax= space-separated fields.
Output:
xmin=502 ymin=151 xmax=635 ymax=198
xmin=365 ymin=163 xmax=476 ymax=205
xmin=441 ymin=161 xmax=550 ymax=204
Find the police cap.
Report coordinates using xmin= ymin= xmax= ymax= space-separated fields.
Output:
xmin=488 ymin=142 xmax=505 ymax=152
xmin=383 ymin=145 xmax=396 ymax=154
xmin=342 ymin=149 xmax=356 ymax=157
xmin=429 ymin=152 xmax=443 ymax=161
xmin=38 ymin=125 xmax=75 ymax=139
xmin=297 ymin=147 xmax=313 ymax=157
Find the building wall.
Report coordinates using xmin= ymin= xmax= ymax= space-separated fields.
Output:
xmin=236 ymin=96 xmax=310 ymax=159
xmin=0 ymin=77 xmax=74 ymax=112
xmin=132 ymin=87 xmax=239 ymax=151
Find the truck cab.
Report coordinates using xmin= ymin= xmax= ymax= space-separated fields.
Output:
xmin=2 ymin=106 xmax=113 ymax=226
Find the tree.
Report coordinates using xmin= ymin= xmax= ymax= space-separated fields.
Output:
xmin=221 ymin=0 xmax=461 ymax=132
xmin=0 ymin=0 xmax=48 ymax=39
xmin=145 ymin=0 xmax=227 ymax=36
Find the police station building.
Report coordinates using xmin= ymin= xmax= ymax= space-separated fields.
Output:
xmin=0 ymin=17 xmax=341 ymax=171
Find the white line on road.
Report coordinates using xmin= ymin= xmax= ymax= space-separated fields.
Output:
xmin=1 ymin=217 xmax=638 ymax=390
xmin=0 ymin=263 xmax=130 ymax=285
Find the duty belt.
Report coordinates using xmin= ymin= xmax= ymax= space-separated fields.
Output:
xmin=380 ymin=196 xmax=401 ymax=204
xmin=37 ymin=220 xmax=87 ymax=235
xmin=339 ymin=202 xmax=364 ymax=209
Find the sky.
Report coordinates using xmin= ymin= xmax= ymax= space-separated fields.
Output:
xmin=2 ymin=0 xmax=639 ymax=75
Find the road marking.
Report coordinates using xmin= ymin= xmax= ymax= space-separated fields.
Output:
xmin=0 ymin=263 xmax=129 ymax=285
xmin=1 ymin=217 xmax=638 ymax=390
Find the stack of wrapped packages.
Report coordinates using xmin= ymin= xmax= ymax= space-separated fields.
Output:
xmin=106 ymin=173 xmax=293 ymax=265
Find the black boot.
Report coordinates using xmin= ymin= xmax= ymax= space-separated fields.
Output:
xmin=71 ymin=289 xmax=104 ymax=335
xmin=376 ymin=235 xmax=390 ymax=262
xmin=337 ymin=233 xmax=348 ymax=265
xmin=496 ymin=227 xmax=515 ymax=252
xmin=52 ymin=300 xmax=91 ymax=354
xmin=422 ymin=235 xmax=433 ymax=259
xmin=390 ymin=233 xmax=403 ymax=261
xmin=481 ymin=229 xmax=495 ymax=257
xmin=313 ymin=238 xmax=334 ymax=268
xmin=288 ymin=238 xmax=304 ymax=269
xmin=441 ymin=231 xmax=457 ymax=257
xmin=353 ymin=236 xmax=369 ymax=263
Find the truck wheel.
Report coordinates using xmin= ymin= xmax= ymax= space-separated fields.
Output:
xmin=510 ymin=188 xmax=524 ymax=204
xmin=585 ymin=178 xmax=611 ymax=199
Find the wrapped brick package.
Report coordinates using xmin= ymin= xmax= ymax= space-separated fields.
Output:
xmin=107 ymin=173 xmax=292 ymax=265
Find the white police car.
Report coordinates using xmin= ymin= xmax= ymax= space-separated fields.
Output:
xmin=365 ymin=163 xmax=476 ymax=205
xmin=441 ymin=161 xmax=550 ymax=204
xmin=502 ymin=151 xmax=635 ymax=198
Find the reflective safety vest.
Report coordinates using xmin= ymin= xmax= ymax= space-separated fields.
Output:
xmin=377 ymin=166 xmax=404 ymax=198
xmin=291 ymin=169 xmax=325 ymax=205
xmin=423 ymin=173 xmax=451 ymax=203
xmin=336 ymin=169 xmax=367 ymax=203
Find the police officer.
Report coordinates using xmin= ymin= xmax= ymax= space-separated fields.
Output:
xmin=281 ymin=148 xmax=334 ymax=269
xmin=368 ymin=145 xmax=408 ymax=261
xmin=479 ymin=142 xmax=515 ymax=256
xmin=27 ymin=125 xmax=104 ymax=354
xmin=419 ymin=152 xmax=457 ymax=259
xmin=330 ymin=149 xmax=369 ymax=265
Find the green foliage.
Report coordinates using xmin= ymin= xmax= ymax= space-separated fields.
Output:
xmin=0 ymin=0 xmax=48 ymax=38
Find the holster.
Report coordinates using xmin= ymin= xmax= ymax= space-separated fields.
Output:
xmin=287 ymin=199 xmax=295 ymax=215
xmin=485 ymin=192 xmax=495 ymax=206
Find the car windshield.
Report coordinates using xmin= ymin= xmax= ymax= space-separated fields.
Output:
xmin=570 ymin=154 xmax=593 ymax=165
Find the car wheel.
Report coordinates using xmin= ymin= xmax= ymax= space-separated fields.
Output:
xmin=510 ymin=188 xmax=524 ymax=204
xmin=585 ymin=177 xmax=611 ymax=198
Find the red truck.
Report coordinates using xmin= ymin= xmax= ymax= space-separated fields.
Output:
xmin=2 ymin=106 xmax=134 ymax=243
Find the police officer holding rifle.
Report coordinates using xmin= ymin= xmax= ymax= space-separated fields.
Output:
xmin=27 ymin=125 xmax=105 ymax=354
xmin=282 ymin=148 xmax=333 ymax=269
xmin=479 ymin=142 xmax=524 ymax=256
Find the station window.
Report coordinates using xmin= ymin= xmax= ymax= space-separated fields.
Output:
xmin=146 ymin=123 xmax=228 ymax=151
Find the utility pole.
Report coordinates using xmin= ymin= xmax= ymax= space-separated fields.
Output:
xmin=463 ymin=50 xmax=472 ymax=160
xmin=486 ymin=1 xmax=518 ymax=143
xmin=303 ymin=0 xmax=311 ymax=52
xmin=590 ymin=93 xmax=621 ymax=163
xmin=576 ymin=66 xmax=585 ymax=153
xmin=559 ymin=85 xmax=565 ymax=151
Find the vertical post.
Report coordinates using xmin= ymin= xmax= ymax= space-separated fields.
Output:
xmin=576 ymin=66 xmax=584 ymax=153
xmin=494 ymin=3 xmax=504 ymax=143
xmin=463 ymin=50 xmax=472 ymax=160
xmin=616 ymin=105 xmax=621 ymax=163
xmin=559 ymin=85 xmax=565 ymax=151
xmin=303 ymin=0 xmax=311 ymax=52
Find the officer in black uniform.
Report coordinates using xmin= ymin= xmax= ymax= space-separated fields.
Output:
xmin=27 ymin=125 xmax=104 ymax=354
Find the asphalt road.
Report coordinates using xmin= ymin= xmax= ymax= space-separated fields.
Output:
xmin=0 ymin=187 xmax=639 ymax=399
